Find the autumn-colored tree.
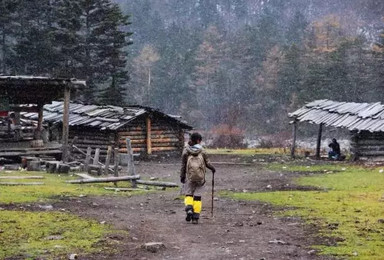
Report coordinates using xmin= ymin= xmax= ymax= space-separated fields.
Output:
xmin=309 ymin=15 xmax=344 ymax=52
xmin=132 ymin=44 xmax=160 ymax=105
xmin=190 ymin=25 xmax=228 ymax=128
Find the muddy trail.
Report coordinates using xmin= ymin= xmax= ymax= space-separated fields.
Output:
xmin=54 ymin=155 xmax=332 ymax=260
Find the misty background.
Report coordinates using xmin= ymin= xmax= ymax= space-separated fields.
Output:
xmin=1 ymin=0 xmax=384 ymax=144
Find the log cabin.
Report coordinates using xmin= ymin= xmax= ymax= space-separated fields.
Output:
xmin=289 ymin=99 xmax=384 ymax=161
xmin=0 ymin=76 xmax=85 ymax=161
xmin=22 ymin=101 xmax=192 ymax=158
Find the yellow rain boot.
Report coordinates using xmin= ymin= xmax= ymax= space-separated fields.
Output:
xmin=185 ymin=195 xmax=194 ymax=222
xmin=192 ymin=196 xmax=202 ymax=224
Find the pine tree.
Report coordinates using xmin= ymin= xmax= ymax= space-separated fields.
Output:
xmin=286 ymin=10 xmax=308 ymax=45
xmin=0 ymin=0 xmax=18 ymax=74
xmin=97 ymin=3 xmax=132 ymax=105
xmin=12 ymin=0 xmax=57 ymax=75
xmin=63 ymin=0 xmax=132 ymax=103
xmin=51 ymin=0 xmax=82 ymax=78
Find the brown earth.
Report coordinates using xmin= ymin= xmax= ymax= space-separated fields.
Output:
xmin=51 ymin=154 xmax=334 ymax=260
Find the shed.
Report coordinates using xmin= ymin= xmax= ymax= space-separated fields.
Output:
xmin=289 ymin=99 xmax=384 ymax=160
xmin=22 ymin=101 xmax=193 ymax=157
xmin=0 ymin=76 xmax=85 ymax=161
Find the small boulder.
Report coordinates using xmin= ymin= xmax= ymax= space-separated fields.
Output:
xmin=268 ymin=239 xmax=287 ymax=245
xmin=142 ymin=242 xmax=166 ymax=253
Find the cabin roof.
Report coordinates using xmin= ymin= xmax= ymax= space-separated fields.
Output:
xmin=0 ymin=76 xmax=85 ymax=105
xmin=289 ymin=99 xmax=384 ymax=132
xmin=21 ymin=101 xmax=193 ymax=131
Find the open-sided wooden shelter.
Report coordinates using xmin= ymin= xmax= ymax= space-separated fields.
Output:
xmin=0 ymin=76 xmax=85 ymax=161
xmin=22 ymin=101 xmax=193 ymax=157
xmin=289 ymin=99 xmax=384 ymax=160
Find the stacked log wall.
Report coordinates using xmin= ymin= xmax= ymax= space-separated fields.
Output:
xmin=350 ymin=131 xmax=384 ymax=159
xmin=69 ymin=128 xmax=115 ymax=158
xmin=117 ymin=117 xmax=184 ymax=154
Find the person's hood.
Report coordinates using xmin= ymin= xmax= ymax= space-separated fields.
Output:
xmin=186 ymin=144 xmax=203 ymax=155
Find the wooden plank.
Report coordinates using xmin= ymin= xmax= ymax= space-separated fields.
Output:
xmin=66 ymin=175 xmax=140 ymax=184
xmin=316 ymin=123 xmax=323 ymax=159
xmin=0 ymin=150 xmax=62 ymax=157
xmin=146 ymin=116 xmax=152 ymax=155
xmin=291 ymin=121 xmax=297 ymax=159
xmin=136 ymin=180 xmax=178 ymax=187
xmin=0 ymin=182 xmax=44 ymax=186
xmin=104 ymin=146 xmax=112 ymax=175
xmin=62 ymin=86 xmax=71 ymax=162
xmin=93 ymin=148 xmax=100 ymax=165
xmin=74 ymin=173 xmax=95 ymax=179
xmin=113 ymin=148 xmax=119 ymax=177
xmin=126 ymin=138 xmax=137 ymax=187
xmin=0 ymin=176 xmax=44 ymax=179
xmin=36 ymin=104 xmax=44 ymax=139
xmin=104 ymin=187 xmax=148 ymax=192
xmin=84 ymin=147 xmax=92 ymax=171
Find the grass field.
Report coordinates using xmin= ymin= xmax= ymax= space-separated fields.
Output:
xmin=0 ymin=210 xmax=116 ymax=259
xmin=0 ymin=171 xmax=145 ymax=204
xmin=223 ymin=163 xmax=384 ymax=259
xmin=0 ymin=171 xmax=137 ymax=259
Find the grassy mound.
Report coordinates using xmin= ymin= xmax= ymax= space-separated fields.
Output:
xmin=223 ymin=164 xmax=384 ymax=259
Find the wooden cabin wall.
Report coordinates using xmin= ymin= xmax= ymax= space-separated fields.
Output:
xmin=117 ymin=117 xmax=184 ymax=154
xmin=69 ymin=128 xmax=115 ymax=158
xmin=351 ymin=131 xmax=384 ymax=159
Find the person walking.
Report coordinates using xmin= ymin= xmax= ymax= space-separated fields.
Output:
xmin=180 ymin=132 xmax=215 ymax=224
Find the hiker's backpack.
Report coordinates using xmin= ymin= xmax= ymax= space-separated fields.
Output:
xmin=187 ymin=153 xmax=206 ymax=183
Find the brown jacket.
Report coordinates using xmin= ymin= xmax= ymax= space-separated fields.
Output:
xmin=180 ymin=144 xmax=215 ymax=181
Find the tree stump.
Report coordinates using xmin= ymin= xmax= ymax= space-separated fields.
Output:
xmin=58 ymin=164 xmax=70 ymax=174
xmin=46 ymin=161 xmax=60 ymax=173
xmin=88 ymin=165 xmax=102 ymax=176
xmin=27 ymin=161 xmax=41 ymax=171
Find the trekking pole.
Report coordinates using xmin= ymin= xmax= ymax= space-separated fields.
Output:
xmin=211 ymin=171 xmax=215 ymax=217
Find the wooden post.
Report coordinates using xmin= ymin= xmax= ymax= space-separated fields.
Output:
xmin=36 ymin=103 xmax=44 ymax=140
xmin=62 ymin=86 xmax=71 ymax=162
xmin=93 ymin=148 xmax=100 ymax=165
xmin=126 ymin=138 xmax=137 ymax=187
xmin=146 ymin=116 xmax=152 ymax=155
xmin=85 ymin=147 xmax=92 ymax=172
xmin=316 ymin=123 xmax=323 ymax=159
xmin=290 ymin=121 xmax=297 ymax=159
xmin=113 ymin=148 xmax=119 ymax=177
xmin=104 ymin=146 xmax=112 ymax=175
xmin=113 ymin=148 xmax=119 ymax=187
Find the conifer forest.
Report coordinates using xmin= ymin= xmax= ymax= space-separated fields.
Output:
xmin=1 ymin=0 xmax=384 ymax=135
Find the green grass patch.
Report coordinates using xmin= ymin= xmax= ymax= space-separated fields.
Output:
xmin=0 ymin=171 xmax=148 ymax=204
xmin=223 ymin=164 xmax=384 ymax=259
xmin=0 ymin=210 xmax=116 ymax=259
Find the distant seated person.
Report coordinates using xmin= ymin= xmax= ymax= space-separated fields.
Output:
xmin=7 ymin=112 xmax=21 ymax=140
xmin=328 ymin=138 xmax=341 ymax=160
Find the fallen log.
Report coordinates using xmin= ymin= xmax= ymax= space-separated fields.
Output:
xmin=136 ymin=180 xmax=178 ymax=187
xmin=66 ymin=175 xmax=141 ymax=184
xmin=0 ymin=176 xmax=44 ymax=179
xmin=74 ymin=173 xmax=95 ymax=179
xmin=0 ymin=182 xmax=44 ymax=186
xmin=104 ymin=187 xmax=148 ymax=192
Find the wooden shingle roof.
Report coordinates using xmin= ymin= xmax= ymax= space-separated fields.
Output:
xmin=289 ymin=100 xmax=384 ymax=132
xmin=22 ymin=101 xmax=192 ymax=131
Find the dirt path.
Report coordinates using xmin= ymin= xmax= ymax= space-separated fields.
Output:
xmin=55 ymin=156 xmax=332 ymax=260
